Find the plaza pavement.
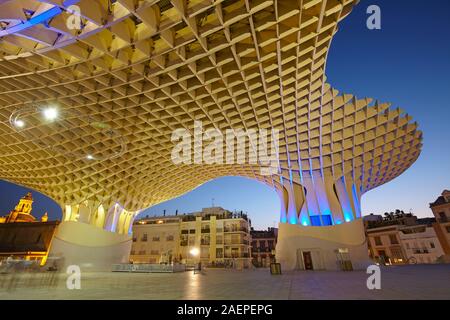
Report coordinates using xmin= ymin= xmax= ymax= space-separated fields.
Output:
xmin=0 ymin=264 xmax=449 ymax=300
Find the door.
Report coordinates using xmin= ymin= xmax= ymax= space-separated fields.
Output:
xmin=303 ymin=251 xmax=313 ymax=270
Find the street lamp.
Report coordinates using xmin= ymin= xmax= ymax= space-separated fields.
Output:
xmin=189 ymin=247 xmax=199 ymax=257
xmin=189 ymin=247 xmax=200 ymax=273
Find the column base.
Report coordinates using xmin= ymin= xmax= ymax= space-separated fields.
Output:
xmin=275 ymin=219 xmax=372 ymax=271
xmin=48 ymin=221 xmax=132 ymax=272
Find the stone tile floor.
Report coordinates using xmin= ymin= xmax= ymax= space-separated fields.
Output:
xmin=0 ymin=264 xmax=449 ymax=300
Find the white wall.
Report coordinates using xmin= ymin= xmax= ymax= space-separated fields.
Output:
xmin=48 ymin=221 xmax=132 ymax=271
xmin=276 ymin=219 xmax=372 ymax=271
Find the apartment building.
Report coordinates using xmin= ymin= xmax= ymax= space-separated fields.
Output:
xmin=130 ymin=216 xmax=181 ymax=264
xmin=365 ymin=212 xmax=445 ymax=265
xmin=250 ymin=227 xmax=277 ymax=267
xmin=400 ymin=222 xmax=445 ymax=264
xmin=130 ymin=207 xmax=252 ymax=269
xmin=430 ymin=190 xmax=450 ymax=262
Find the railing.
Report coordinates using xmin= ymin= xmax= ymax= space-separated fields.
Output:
xmin=412 ymin=249 xmax=429 ymax=254
xmin=224 ymin=240 xmax=249 ymax=245
xmin=112 ymin=263 xmax=186 ymax=273
xmin=252 ymin=248 xmax=272 ymax=253
xmin=224 ymin=253 xmax=249 ymax=258
xmin=224 ymin=227 xmax=248 ymax=233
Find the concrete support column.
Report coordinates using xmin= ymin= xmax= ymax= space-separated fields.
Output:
xmin=276 ymin=185 xmax=289 ymax=224
xmin=323 ymin=176 xmax=345 ymax=224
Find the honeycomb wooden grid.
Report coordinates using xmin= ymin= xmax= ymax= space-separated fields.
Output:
xmin=0 ymin=0 xmax=422 ymax=215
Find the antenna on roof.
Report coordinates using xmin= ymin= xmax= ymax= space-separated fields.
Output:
xmin=212 ymin=198 xmax=215 ymax=207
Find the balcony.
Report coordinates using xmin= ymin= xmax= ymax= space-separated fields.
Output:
xmin=224 ymin=253 xmax=250 ymax=259
xmin=224 ymin=240 xmax=249 ymax=246
xmin=412 ymin=248 xmax=430 ymax=254
xmin=224 ymin=227 xmax=248 ymax=233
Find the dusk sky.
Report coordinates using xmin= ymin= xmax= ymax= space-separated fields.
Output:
xmin=0 ymin=0 xmax=449 ymax=230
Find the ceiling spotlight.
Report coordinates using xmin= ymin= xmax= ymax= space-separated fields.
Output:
xmin=43 ymin=107 xmax=58 ymax=120
xmin=14 ymin=120 xmax=25 ymax=128
xmin=86 ymin=154 xmax=95 ymax=160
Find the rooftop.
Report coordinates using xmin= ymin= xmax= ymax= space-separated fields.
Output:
xmin=135 ymin=207 xmax=251 ymax=225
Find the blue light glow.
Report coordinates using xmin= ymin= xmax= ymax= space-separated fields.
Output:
xmin=310 ymin=215 xmax=321 ymax=226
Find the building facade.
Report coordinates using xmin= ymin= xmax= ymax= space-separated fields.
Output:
xmin=365 ymin=212 xmax=445 ymax=265
xmin=250 ymin=227 xmax=278 ymax=267
xmin=430 ymin=190 xmax=450 ymax=262
xmin=130 ymin=207 xmax=252 ymax=269
xmin=0 ymin=192 xmax=48 ymax=224
xmin=0 ymin=193 xmax=58 ymax=265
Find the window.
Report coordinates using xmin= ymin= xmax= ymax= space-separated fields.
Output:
xmin=138 ymin=250 xmax=146 ymax=255
xmin=374 ymin=236 xmax=382 ymax=246
xmin=405 ymin=243 xmax=410 ymax=249
xmin=390 ymin=247 xmax=404 ymax=260
xmin=130 ymin=250 xmax=135 ymax=255
xmin=141 ymin=233 xmax=148 ymax=242
xmin=268 ymin=240 xmax=274 ymax=250
xmin=259 ymin=240 xmax=266 ymax=251
xmin=201 ymin=235 xmax=210 ymax=245
xmin=152 ymin=236 xmax=160 ymax=241
xmin=378 ymin=250 xmax=387 ymax=258
xmin=150 ymin=250 xmax=159 ymax=255
xmin=166 ymin=235 xmax=174 ymax=241
xmin=430 ymin=242 xmax=435 ymax=249
xmin=389 ymin=234 xmax=399 ymax=245
xmin=189 ymin=229 xmax=196 ymax=234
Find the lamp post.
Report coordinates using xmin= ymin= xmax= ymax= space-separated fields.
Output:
xmin=189 ymin=247 xmax=200 ymax=273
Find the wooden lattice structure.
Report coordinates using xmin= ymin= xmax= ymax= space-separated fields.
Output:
xmin=0 ymin=0 xmax=422 ymax=228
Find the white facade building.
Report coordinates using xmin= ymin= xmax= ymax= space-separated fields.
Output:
xmin=399 ymin=224 xmax=445 ymax=264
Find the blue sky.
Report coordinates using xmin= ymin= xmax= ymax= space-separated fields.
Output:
xmin=1 ymin=0 xmax=449 ymax=230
